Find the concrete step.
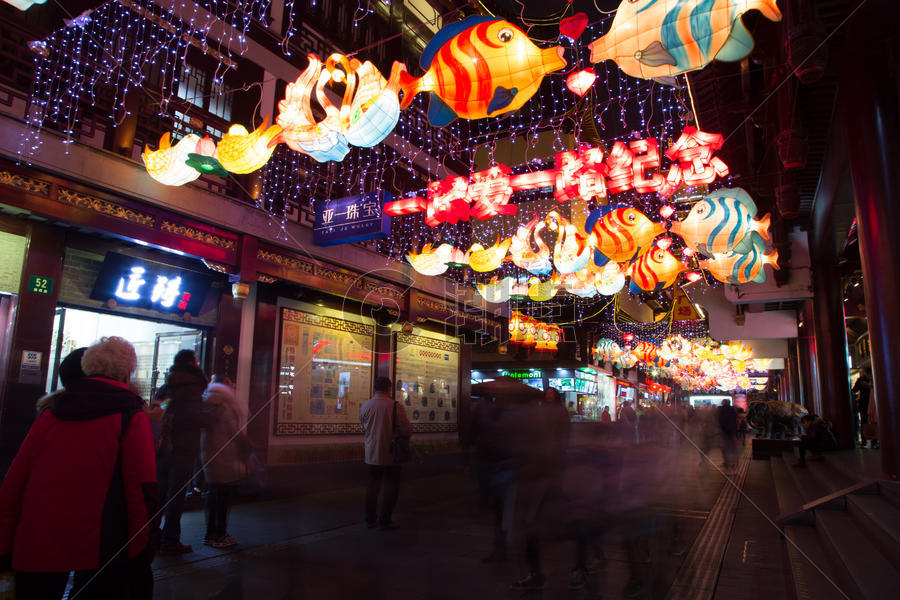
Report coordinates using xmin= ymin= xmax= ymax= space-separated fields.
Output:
xmin=816 ymin=508 xmax=900 ymax=600
xmin=771 ymin=455 xmax=807 ymax=520
xmin=781 ymin=452 xmax=833 ymax=504
xmin=846 ymin=493 xmax=900 ymax=571
xmin=879 ymin=481 xmax=900 ymax=511
xmin=783 ymin=523 xmax=850 ymax=600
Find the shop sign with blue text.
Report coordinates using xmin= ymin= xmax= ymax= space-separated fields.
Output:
xmin=313 ymin=191 xmax=392 ymax=246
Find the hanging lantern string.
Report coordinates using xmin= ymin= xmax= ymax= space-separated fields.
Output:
xmin=346 ymin=0 xmax=476 ymax=58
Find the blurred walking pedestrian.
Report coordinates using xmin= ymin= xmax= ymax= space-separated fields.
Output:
xmin=201 ymin=374 xmax=250 ymax=549
xmin=156 ymin=349 xmax=208 ymax=555
xmin=718 ymin=399 xmax=738 ymax=474
xmin=0 ymin=336 xmax=159 ymax=599
xmin=360 ymin=377 xmax=411 ymax=530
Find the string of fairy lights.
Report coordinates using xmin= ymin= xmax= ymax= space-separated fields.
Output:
xmin=20 ymin=0 xmax=733 ymax=376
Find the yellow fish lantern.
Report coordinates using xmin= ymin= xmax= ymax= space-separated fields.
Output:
xmin=468 ymin=237 xmax=512 ymax=272
xmin=397 ymin=16 xmax=567 ymax=126
xmin=700 ymin=232 xmax=779 ymax=285
xmin=477 ymin=276 xmax=515 ymax=303
xmin=588 ymin=0 xmax=782 ymax=85
xmin=628 ymin=246 xmax=687 ymax=292
xmin=528 ymin=276 xmax=559 ymax=302
xmin=406 ymin=243 xmax=453 ymax=276
xmin=142 ymin=132 xmax=202 ymax=186
xmin=586 ymin=205 xmax=665 ymax=266
xmin=217 ymin=118 xmax=282 ymax=174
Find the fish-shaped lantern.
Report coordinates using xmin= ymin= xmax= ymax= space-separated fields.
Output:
xmin=528 ymin=276 xmax=559 ymax=302
xmin=628 ymin=247 xmax=687 ymax=292
xmin=560 ymin=265 xmax=597 ymax=298
xmin=509 ymin=216 xmax=552 ymax=275
xmin=327 ymin=54 xmax=404 ymax=149
xmin=217 ymin=119 xmax=282 ymax=174
xmin=398 ymin=16 xmax=567 ymax=126
xmin=588 ymin=0 xmax=782 ymax=85
xmin=142 ymin=132 xmax=202 ymax=186
xmin=660 ymin=334 xmax=690 ymax=360
xmin=508 ymin=311 xmax=528 ymax=344
xmin=547 ymin=211 xmax=591 ymax=274
xmin=670 ymin=187 xmax=771 ymax=257
xmin=594 ymin=338 xmax=623 ymax=362
xmin=476 ymin=276 xmax=516 ymax=303
xmin=632 ymin=341 xmax=659 ymax=364
xmin=468 ymin=237 xmax=512 ymax=272
xmin=700 ymin=232 xmax=779 ymax=284
xmin=406 ymin=243 xmax=453 ymax=276
xmin=277 ymin=55 xmax=351 ymax=163
xmin=616 ymin=351 xmax=638 ymax=369
xmin=594 ymin=261 xmax=627 ymax=296
xmin=586 ymin=205 xmax=665 ymax=266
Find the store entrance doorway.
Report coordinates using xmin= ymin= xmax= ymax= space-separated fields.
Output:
xmin=47 ymin=307 xmax=205 ymax=401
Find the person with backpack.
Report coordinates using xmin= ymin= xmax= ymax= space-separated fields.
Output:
xmin=156 ymin=350 xmax=208 ymax=555
xmin=0 ymin=336 xmax=159 ymax=599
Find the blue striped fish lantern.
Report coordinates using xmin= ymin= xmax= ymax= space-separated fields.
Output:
xmin=588 ymin=0 xmax=782 ymax=85
xmin=670 ymin=187 xmax=771 ymax=257
xmin=700 ymin=232 xmax=780 ymax=284
xmin=594 ymin=338 xmax=623 ymax=362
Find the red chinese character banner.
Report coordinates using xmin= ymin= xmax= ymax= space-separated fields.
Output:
xmin=383 ymin=127 xmax=730 ymax=227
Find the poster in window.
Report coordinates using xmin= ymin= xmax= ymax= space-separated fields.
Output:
xmin=276 ymin=308 xmax=375 ymax=435
xmin=393 ymin=332 xmax=460 ymax=432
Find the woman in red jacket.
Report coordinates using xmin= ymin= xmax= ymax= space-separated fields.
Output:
xmin=0 ymin=336 xmax=159 ymax=599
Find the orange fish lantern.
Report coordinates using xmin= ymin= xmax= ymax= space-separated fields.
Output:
xmin=217 ymin=118 xmax=282 ymax=174
xmin=398 ymin=16 xmax=567 ymax=126
xmin=468 ymin=237 xmax=512 ymax=272
xmin=586 ymin=205 xmax=665 ymax=266
xmin=534 ymin=323 xmax=551 ymax=352
xmin=588 ymin=0 xmax=782 ymax=85
xmin=521 ymin=316 xmax=538 ymax=347
xmin=142 ymin=132 xmax=202 ymax=186
xmin=547 ymin=326 xmax=562 ymax=352
xmin=628 ymin=247 xmax=687 ymax=292
xmin=632 ymin=341 xmax=659 ymax=364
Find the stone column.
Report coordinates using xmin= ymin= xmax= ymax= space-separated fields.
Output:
xmin=841 ymin=0 xmax=900 ymax=479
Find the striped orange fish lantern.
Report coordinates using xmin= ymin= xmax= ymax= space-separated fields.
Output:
xmin=398 ymin=16 xmax=567 ymax=126
xmin=585 ymin=205 xmax=665 ymax=266
xmin=588 ymin=0 xmax=782 ymax=84
xmin=628 ymin=247 xmax=686 ymax=292
xmin=632 ymin=341 xmax=659 ymax=364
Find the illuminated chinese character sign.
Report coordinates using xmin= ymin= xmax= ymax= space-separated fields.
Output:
xmin=384 ymin=127 xmax=730 ymax=227
xmin=313 ymin=191 xmax=392 ymax=246
xmin=89 ymin=252 xmax=215 ymax=315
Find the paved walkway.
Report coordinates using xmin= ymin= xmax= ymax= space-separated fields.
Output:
xmin=150 ymin=441 xmax=747 ymax=600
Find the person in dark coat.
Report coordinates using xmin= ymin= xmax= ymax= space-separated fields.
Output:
xmin=853 ymin=367 xmax=872 ymax=447
xmin=793 ymin=414 xmax=838 ymax=467
xmin=35 ymin=347 xmax=88 ymax=414
xmin=718 ymin=399 xmax=738 ymax=473
xmin=156 ymin=349 xmax=208 ymax=555
xmin=0 ymin=336 xmax=159 ymax=599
